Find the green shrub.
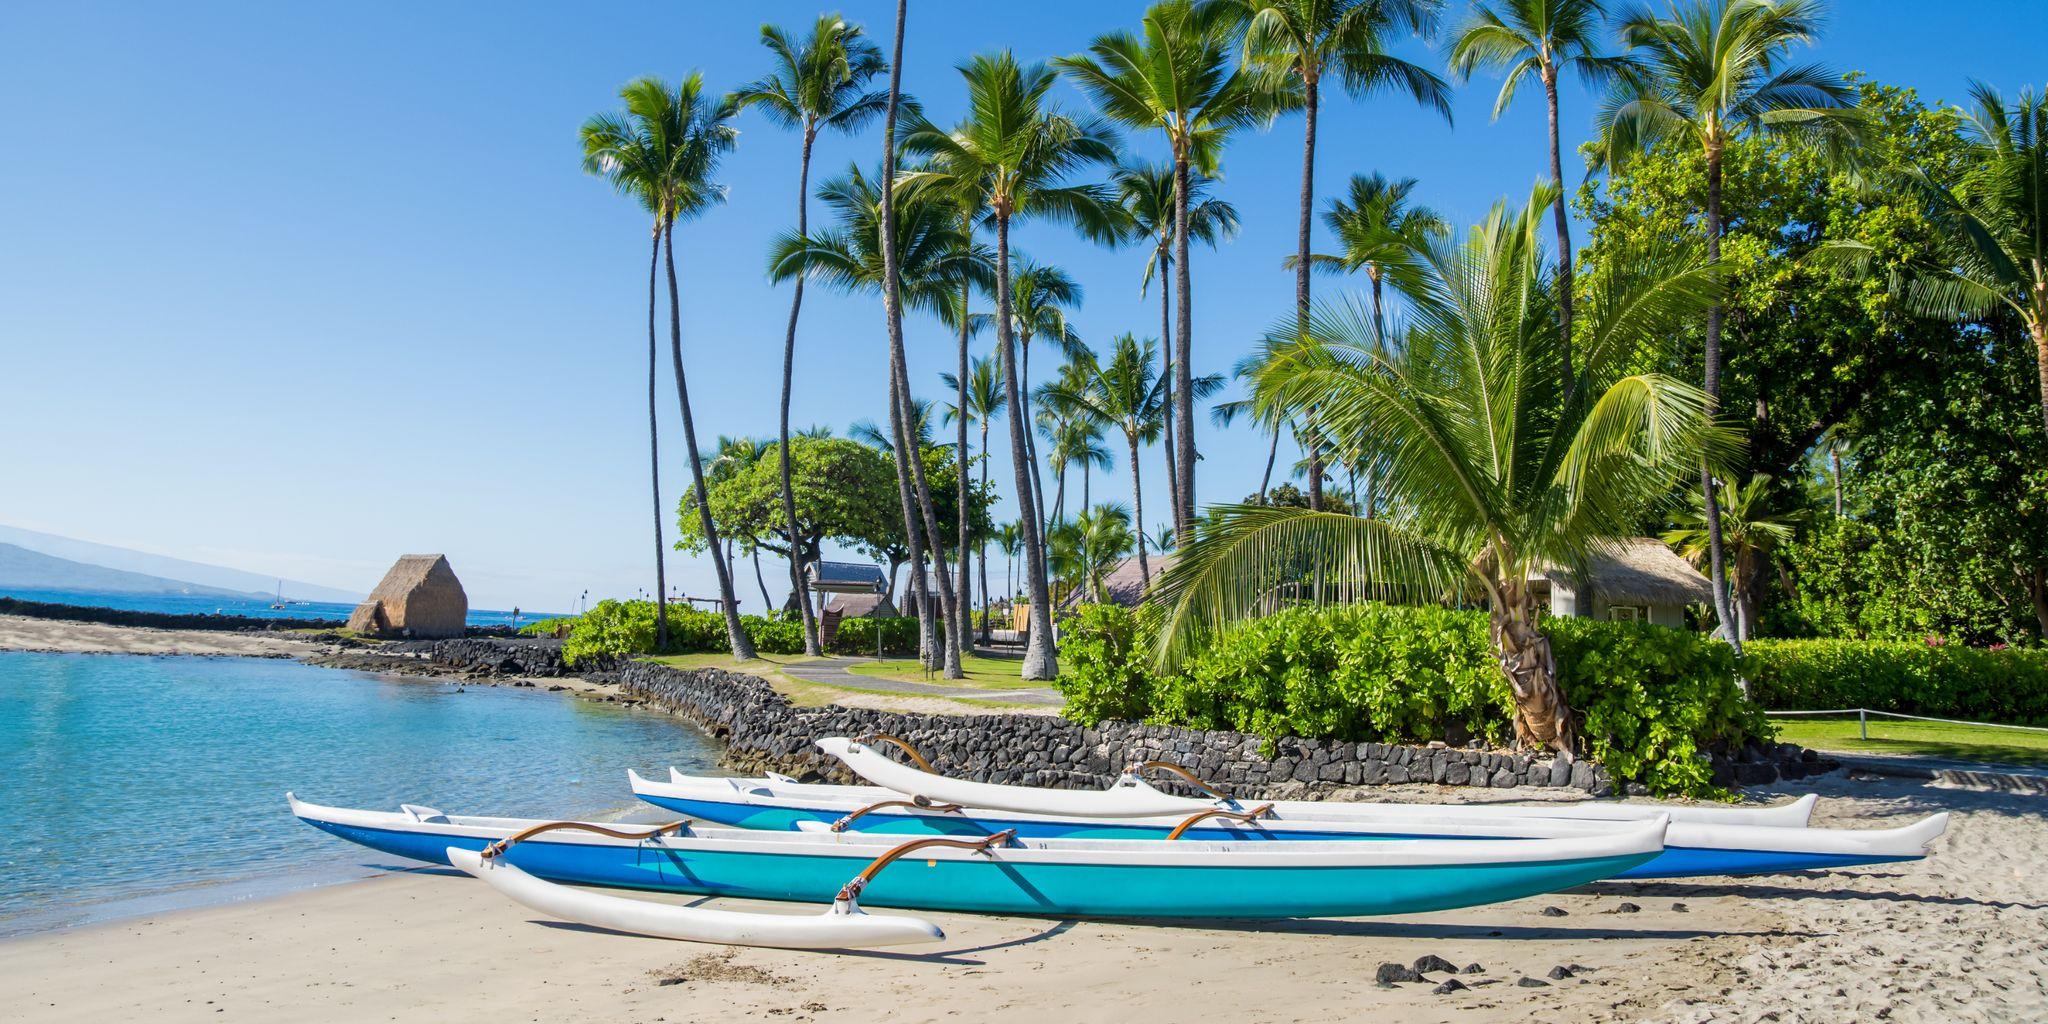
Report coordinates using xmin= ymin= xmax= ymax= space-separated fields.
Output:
xmin=560 ymin=601 xmax=815 ymax=664
xmin=1055 ymin=602 xmax=1768 ymax=796
xmin=741 ymin=614 xmax=806 ymax=655
xmin=828 ymin=616 xmax=922 ymax=656
xmin=1744 ymin=639 xmax=2048 ymax=725
xmin=561 ymin=599 xmax=657 ymax=666
xmin=517 ymin=616 xmax=575 ymax=637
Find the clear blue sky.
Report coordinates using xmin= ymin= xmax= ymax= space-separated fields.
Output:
xmin=1 ymin=2 xmax=2038 ymax=610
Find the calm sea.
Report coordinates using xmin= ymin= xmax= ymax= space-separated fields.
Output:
xmin=0 ymin=651 xmax=721 ymax=936
xmin=0 ymin=587 xmax=559 ymax=628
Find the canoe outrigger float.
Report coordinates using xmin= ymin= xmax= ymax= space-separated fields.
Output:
xmin=620 ymin=737 xmax=1948 ymax=880
xmin=289 ymin=793 xmax=1667 ymax=929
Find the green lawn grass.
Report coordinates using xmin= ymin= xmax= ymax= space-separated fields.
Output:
xmin=846 ymin=654 xmax=1062 ymax=691
xmin=1772 ymin=716 xmax=2048 ymax=767
xmin=648 ymin=651 xmax=1045 ymax=710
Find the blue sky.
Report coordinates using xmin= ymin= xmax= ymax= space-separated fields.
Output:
xmin=1 ymin=2 xmax=2039 ymax=610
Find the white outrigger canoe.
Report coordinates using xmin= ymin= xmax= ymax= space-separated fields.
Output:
xmin=621 ymin=737 xmax=1947 ymax=880
xmin=290 ymin=794 xmax=1668 ymax=930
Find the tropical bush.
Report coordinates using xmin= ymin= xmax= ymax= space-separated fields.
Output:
xmin=1056 ymin=602 xmax=1770 ymax=796
xmin=559 ymin=601 xmax=808 ymax=665
xmin=826 ymin=615 xmax=921 ymax=657
xmin=516 ymin=616 xmax=576 ymax=637
xmin=1745 ymin=639 xmax=2048 ymax=726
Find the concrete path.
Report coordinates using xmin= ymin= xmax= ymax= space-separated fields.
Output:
xmin=779 ymin=656 xmax=1064 ymax=708
xmin=1824 ymin=750 xmax=2048 ymax=794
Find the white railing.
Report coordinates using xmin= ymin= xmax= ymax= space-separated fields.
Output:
xmin=1765 ymin=707 xmax=2048 ymax=740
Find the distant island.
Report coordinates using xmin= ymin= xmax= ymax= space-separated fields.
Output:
xmin=0 ymin=524 xmax=361 ymax=604
xmin=0 ymin=543 xmax=269 ymax=600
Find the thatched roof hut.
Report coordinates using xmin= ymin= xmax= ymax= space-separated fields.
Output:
xmin=346 ymin=554 xmax=467 ymax=638
xmin=1059 ymin=552 xmax=1177 ymax=610
xmin=1534 ymin=538 xmax=1710 ymax=627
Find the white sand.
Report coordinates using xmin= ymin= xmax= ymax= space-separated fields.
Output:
xmin=0 ymin=613 xmax=329 ymax=657
xmin=4 ymin=773 xmax=2031 ymax=1023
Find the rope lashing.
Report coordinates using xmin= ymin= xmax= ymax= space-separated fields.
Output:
xmin=1164 ymin=804 xmax=1275 ymax=841
xmin=830 ymin=797 xmax=965 ymax=832
xmin=857 ymin=733 xmax=937 ymax=773
xmin=1128 ymin=760 xmax=1232 ymax=801
xmin=833 ymin=829 xmax=1017 ymax=903
xmin=478 ymin=819 xmax=691 ymax=861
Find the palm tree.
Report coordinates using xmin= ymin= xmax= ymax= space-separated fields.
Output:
xmin=1299 ymin=173 xmax=1447 ymax=337
xmin=580 ymin=79 xmax=681 ymax=649
xmin=1112 ymin=161 xmax=1240 ymax=529
xmin=707 ymin=435 xmax=778 ymax=612
xmin=979 ymin=257 xmax=1087 ymax=527
xmin=1592 ymin=0 xmax=1861 ymax=653
xmin=1044 ymin=414 xmax=1113 ymax=529
xmin=900 ymin=51 xmax=1122 ymax=680
xmin=1154 ymin=186 xmax=1733 ymax=755
xmin=995 ymin=520 xmax=1025 ymax=623
xmin=731 ymin=14 xmax=889 ymax=657
xmin=1059 ymin=0 xmax=1276 ymax=534
xmin=1043 ymin=334 xmax=1170 ymax=587
xmin=1449 ymin=0 xmax=1627 ymax=371
xmin=1664 ymin=473 xmax=1804 ymax=642
xmin=943 ymin=355 xmax=1006 ymax=641
xmin=1049 ymin=503 xmax=1138 ymax=603
xmin=851 ymin=397 xmax=950 ymax=453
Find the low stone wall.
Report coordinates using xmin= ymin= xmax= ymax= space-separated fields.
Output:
xmin=400 ymin=636 xmax=585 ymax=676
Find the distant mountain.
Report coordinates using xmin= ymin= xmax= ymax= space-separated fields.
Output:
xmin=0 ymin=543 xmax=272 ymax=599
xmin=0 ymin=525 xmax=362 ymax=604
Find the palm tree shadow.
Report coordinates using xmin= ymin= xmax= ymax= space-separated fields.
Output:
xmin=1570 ymin=879 xmax=2045 ymax=911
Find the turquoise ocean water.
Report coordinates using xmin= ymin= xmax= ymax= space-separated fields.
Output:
xmin=0 ymin=586 xmax=559 ymax=628
xmin=0 ymin=651 xmax=720 ymax=936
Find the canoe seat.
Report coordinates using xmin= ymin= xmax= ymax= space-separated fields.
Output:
xmin=401 ymin=804 xmax=449 ymax=824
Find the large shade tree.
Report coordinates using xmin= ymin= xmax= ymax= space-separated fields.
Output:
xmin=901 ymin=51 xmax=1121 ymax=680
xmin=1155 ymin=187 xmax=1733 ymax=754
xmin=1058 ymin=0 xmax=1275 ymax=534
xmin=730 ymin=14 xmax=888 ymax=656
xmin=1591 ymin=0 xmax=1861 ymax=654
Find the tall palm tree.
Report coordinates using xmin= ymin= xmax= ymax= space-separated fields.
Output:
xmin=851 ymin=397 xmax=951 ymax=453
xmin=901 ymin=51 xmax=1122 ymax=680
xmin=943 ymin=354 xmax=1006 ymax=641
xmin=1043 ymin=334 xmax=1170 ymax=587
xmin=981 ymin=258 xmax=1088 ymax=527
xmin=707 ymin=435 xmax=778 ymax=613
xmin=1111 ymin=161 xmax=1240 ymax=529
xmin=580 ymin=78 xmax=683 ymax=648
xmin=731 ymin=14 xmax=889 ymax=657
xmin=1155 ymin=186 xmax=1733 ymax=755
xmin=995 ymin=520 xmax=1025 ymax=621
xmin=1043 ymin=414 xmax=1113 ymax=528
xmin=1664 ymin=473 xmax=1804 ymax=642
xmin=1049 ymin=503 xmax=1138 ymax=603
xmin=1592 ymin=0 xmax=1861 ymax=654
xmin=1449 ymin=0 xmax=1628 ymax=371
xmin=1059 ymin=0 xmax=1276 ymax=534
xmin=1299 ymin=173 xmax=1447 ymax=337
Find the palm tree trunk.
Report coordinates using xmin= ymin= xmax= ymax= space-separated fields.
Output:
xmin=956 ymin=273 xmax=973 ymax=657
xmin=664 ymin=222 xmax=755 ymax=659
xmin=1156 ymin=255 xmax=1181 ymax=529
xmin=1172 ymin=151 xmax=1197 ymax=534
xmin=644 ymin=225 xmax=669 ymax=648
xmin=1051 ymin=462 xmax=1067 ymax=532
xmin=1491 ymin=586 xmax=1576 ymax=756
xmin=1544 ymin=67 xmax=1574 ymax=386
xmin=1022 ymin=331 xmax=1048 ymax=535
xmin=885 ymin=380 xmax=936 ymax=667
xmin=998 ymin=213 xmax=1057 ymax=680
xmin=1258 ymin=426 xmax=1278 ymax=501
xmin=1700 ymin=146 xmax=1740 ymax=656
xmin=2031 ymin=316 xmax=2048 ymax=438
xmin=751 ymin=547 xmax=772 ymax=614
xmin=778 ymin=126 xmax=823 ymax=656
xmin=1129 ymin=434 xmax=1149 ymax=588
xmin=978 ymin=418 xmax=993 ymax=644
xmin=1297 ymin=74 xmax=1322 ymax=514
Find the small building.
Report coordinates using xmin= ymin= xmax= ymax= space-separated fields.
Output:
xmin=1533 ymin=538 xmax=1711 ymax=628
xmin=346 ymin=554 xmax=468 ymax=638
xmin=807 ymin=560 xmax=892 ymax=648
xmin=1057 ymin=552 xmax=1176 ymax=611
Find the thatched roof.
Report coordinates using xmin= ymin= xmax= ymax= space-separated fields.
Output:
xmin=1537 ymin=538 xmax=1711 ymax=606
xmin=1060 ymin=552 xmax=1177 ymax=610
xmin=346 ymin=554 xmax=467 ymax=638
xmin=822 ymin=592 xmax=896 ymax=618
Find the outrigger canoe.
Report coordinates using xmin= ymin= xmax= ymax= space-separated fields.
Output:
xmin=630 ymin=767 xmax=1947 ymax=880
xmin=289 ymin=794 xmax=1668 ymax=920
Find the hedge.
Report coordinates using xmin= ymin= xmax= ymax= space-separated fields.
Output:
xmin=559 ymin=600 xmax=929 ymax=665
xmin=1056 ymin=602 xmax=1770 ymax=796
xmin=1744 ymin=638 xmax=2048 ymax=726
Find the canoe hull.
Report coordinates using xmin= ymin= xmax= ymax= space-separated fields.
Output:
xmin=634 ymin=787 xmax=1934 ymax=881
xmin=294 ymin=804 xmax=1658 ymax=919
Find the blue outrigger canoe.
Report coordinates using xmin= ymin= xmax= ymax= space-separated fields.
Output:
xmin=288 ymin=795 xmax=1667 ymax=920
xmin=625 ymin=739 xmax=1947 ymax=881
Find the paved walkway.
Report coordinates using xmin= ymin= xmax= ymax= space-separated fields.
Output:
xmin=779 ymin=657 xmax=1064 ymax=708
xmin=1824 ymin=750 xmax=2048 ymax=794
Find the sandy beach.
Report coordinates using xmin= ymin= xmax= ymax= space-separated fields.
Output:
xmin=0 ymin=613 xmax=331 ymax=658
xmin=3 ymin=772 xmax=2034 ymax=1023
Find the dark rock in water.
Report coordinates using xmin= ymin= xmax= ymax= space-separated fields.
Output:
xmin=1375 ymin=962 xmax=1423 ymax=986
xmin=1612 ymin=902 xmax=1641 ymax=914
xmin=1671 ymin=902 xmax=1690 ymax=913
xmin=1461 ymin=963 xmax=1486 ymax=975
xmin=1431 ymin=979 xmax=1467 ymax=995
xmin=1547 ymin=965 xmax=1576 ymax=980
xmin=1540 ymin=906 xmax=1569 ymax=917
xmin=1516 ymin=977 xmax=1551 ymax=988
xmin=1413 ymin=954 xmax=1458 ymax=975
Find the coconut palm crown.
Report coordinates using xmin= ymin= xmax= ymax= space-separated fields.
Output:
xmin=1152 ymin=185 xmax=1737 ymax=754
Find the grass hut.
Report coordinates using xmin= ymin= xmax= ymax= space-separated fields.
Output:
xmin=346 ymin=554 xmax=467 ymax=638
xmin=1534 ymin=537 xmax=1711 ymax=628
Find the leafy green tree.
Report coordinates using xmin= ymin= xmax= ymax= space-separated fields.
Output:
xmin=731 ymin=13 xmax=889 ymax=656
xmin=1111 ymin=162 xmax=1240 ymax=528
xmin=1591 ymin=0 xmax=1862 ymax=654
xmin=1155 ymin=187 xmax=1731 ymax=754
xmin=901 ymin=51 xmax=1122 ymax=680
xmin=1449 ymin=0 xmax=1627 ymax=362
xmin=1059 ymin=0 xmax=1278 ymax=530
xmin=1664 ymin=473 xmax=1805 ymax=641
